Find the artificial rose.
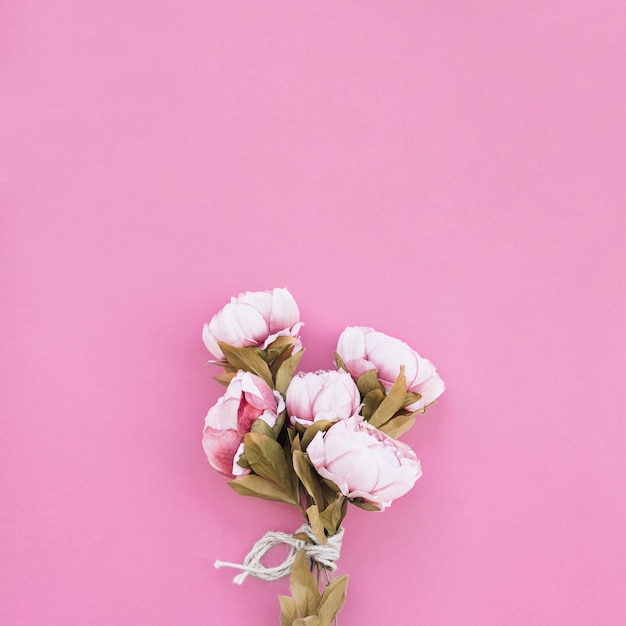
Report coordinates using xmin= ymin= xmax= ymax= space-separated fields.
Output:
xmin=202 ymin=371 xmax=285 ymax=477
xmin=202 ymin=287 xmax=302 ymax=361
xmin=307 ymin=416 xmax=422 ymax=510
xmin=336 ymin=326 xmax=445 ymax=411
xmin=286 ymin=370 xmax=361 ymax=427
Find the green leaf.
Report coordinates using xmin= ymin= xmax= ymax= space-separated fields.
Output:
xmin=272 ymin=409 xmax=287 ymax=440
xmin=320 ymin=478 xmax=342 ymax=505
xmin=265 ymin=335 xmax=296 ymax=362
xmin=349 ymin=498 xmax=381 ymax=512
xmin=290 ymin=431 xmax=302 ymax=453
xmin=318 ymin=496 xmax=347 ymax=537
xmin=244 ymin=433 xmax=298 ymax=498
xmin=228 ymin=474 xmax=298 ymax=505
xmin=317 ymin=574 xmax=349 ymax=626
xmin=250 ymin=418 xmax=275 ymax=438
xmin=213 ymin=371 xmax=237 ymax=387
xmin=291 ymin=550 xmax=321 ymax=618
xmin=402 ymin=391 xmax=422 ymax=408
xmin=361 ymin=389 xmax=385 ymax=420
xmin=293 ymin=451 xmax=326 ymax=511
xmin=275 ymin=350 xmax=304 ymax=397
xmin=270 ymin=344 xmax=295 ymax=378
xmin=293 ymin=420 xmax=307 ymax=437
xmin=218 ymin=342 xmax=273 ymax=387
xmin=235 ymin=452 xmax=250 ymax=470
xmin=368 ymin=366 xmax=407 ymax=428
xmin=300 ymin=420 xmax=333 ymax=451
xmin=279 ymin=596 xmax=298 ymax=626
xmin=333 ymin=352 xmax=347 ymax=371
xmin=306 ymin=505 xmax=327 ymax=545
xmin=292 ymin=531 xmax=314 ymax=544
xmin=378 ymin=414 xmax=416 ymax=439
xmin=355 ymin=369 xmax=385 ymax=398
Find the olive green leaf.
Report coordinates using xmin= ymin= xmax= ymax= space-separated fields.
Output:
xmin=378 ymin=413 xmax=416 ymax=439
xmin=317 ymin=574 xmax=349 ymax=626
xmin=300 ymin=420 xmax=333 ymax=451
xmin=319 ymin=496 xmax=347 ymax=537
xmin=306 ymin=505 xmax=327 ymax=545
xmin=368 ymin=366 xmax=407 ymax=428
xmin=272 ymin=410 xmax=287 ymax=440
xmin=244 ymin=433 xmax=297 ymax=498
xmin=291 ymin=531 xmax=314 ymax=544
xmin=402 ymin=391 xmax=421 ymax=408
xmin=355 ymin=369 xmax=385 ymax=397
xmin=279 ymin=595 xmax=298 ymax=626
xmin=293 ymin=420 xmax=308 ymax=438
xmin=333 ymin=352 xmax=347 ymax=371
xmin=228 ymin=474 xmax=299 ymax=505
xmin=213 ymin=371 xmax=237 ymax=387
xmin=291 ymin=550 xmax=321 ymax=617
xmin=293 ymin=451 xmax=325 ymax=511
xmin=275 ymin=350 xmax=304 ymax=397
xmin=265 ymin=335 xmax=296 ymax=362
xmin=319 ymin=477 xmax=342 ymax=505
xmin=270 ymin=344 xmax=295 ymax=377
xmin=250 ymin=418 xmax=275 ymax=438
xmin=282 ymin=433 xmax=300 ymax=500
xmin=290 ymin=431 xmax=302 ymax=453
xmin=234 ymin=452 xmax=250 ymax=470
xmin=218 ymin=342 xmax=273 ymax=387
xmin=361 ymin=389 xmax=385 ymax=420
xmin=349 ymin=498 xmax=381 ymax=512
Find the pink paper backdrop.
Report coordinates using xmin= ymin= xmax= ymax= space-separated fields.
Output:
xmin=2 ymin=2 xmax=624 ymax=624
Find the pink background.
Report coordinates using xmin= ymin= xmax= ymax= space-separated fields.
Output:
xmin=2 ymin=2 xmax=624 ymax=624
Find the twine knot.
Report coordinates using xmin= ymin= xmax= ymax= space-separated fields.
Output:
xmin=214 ymin=524 xmax=344 ymax=585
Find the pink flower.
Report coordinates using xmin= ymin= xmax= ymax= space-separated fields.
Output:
xmin=336 ymin=326 xmax=445 ymax=411
xmin=286 ymin=370 xmax=361 ymax=427
xmin=202 ymin=371 xmax=284 ymax=477
xmin=202 ymin=288 xmax=302 ymax=361
xmin=307 ymin=416 xmax=422 ymax=510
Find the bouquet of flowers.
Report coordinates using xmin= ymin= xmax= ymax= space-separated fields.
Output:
xmin=201 ymin=288 xmax=444 ymax=625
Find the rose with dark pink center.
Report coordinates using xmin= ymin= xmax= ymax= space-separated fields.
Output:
xmin=202 ymin=371 xmax=284 ymax=477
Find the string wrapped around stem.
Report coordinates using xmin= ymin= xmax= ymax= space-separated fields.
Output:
xmin=214 ymin=524 xmax=343 ymax=585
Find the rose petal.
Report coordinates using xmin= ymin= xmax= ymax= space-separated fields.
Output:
xmin=268 ymin=287 xmax=300 ymax=332
xmin=202 ymin=428 xmax=242 ymax=477
xmin=336 ymin=326 xmax=367 ymax=362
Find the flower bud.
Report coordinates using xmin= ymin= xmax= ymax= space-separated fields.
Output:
xmin=337 ymin=326 xmax=444 ymax=411
xmin=286 ymin=370 xmax=360 ymax=427
xmin=307 ymin=416 xmax=422 ymax=510
xmin=203 ymin=288 xmax=302 ymax=361
xmin=202 ymin=371 xmax=284 ymax=477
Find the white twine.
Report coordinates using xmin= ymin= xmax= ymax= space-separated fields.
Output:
xmin=214 ymin=524 xmax=344 ymax=585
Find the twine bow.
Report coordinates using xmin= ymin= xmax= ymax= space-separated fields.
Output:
xmin=214 ymin=524 xmax=344 ymax=585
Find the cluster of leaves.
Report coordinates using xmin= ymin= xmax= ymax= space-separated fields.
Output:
xmin=279 ymin=551 xmax=348 ymax=626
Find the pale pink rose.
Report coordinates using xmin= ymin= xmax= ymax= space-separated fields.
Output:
xmin=202 ymin=371 xmax=284 ymax=477
xmin=202 ymin=288 xmax=302 ymax=361
xmin=307 ymin=416 xmax=422 ymax=510
xmin=286 ymin=370 xmax=361 ymax=427
xmin=336 ymin=326 xmax=445 ymax=411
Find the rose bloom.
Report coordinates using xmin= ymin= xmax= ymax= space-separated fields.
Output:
xmin=336 ymin=326 xmax=445 ymax=411
xmin=202 ymin=371 xmax=284 ymax=477
xmin=202 ymin=287 xmax=302 ymax=361
xmin=286 ymin=370 xmax=360 ymax=427
xmin=307 ymin=416 xmax=422 ymax=510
